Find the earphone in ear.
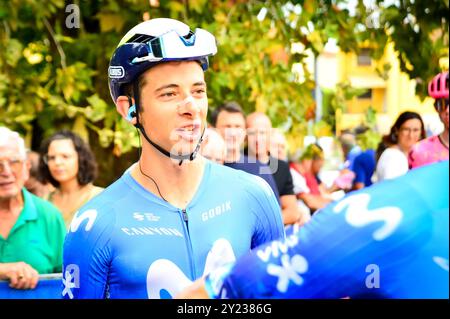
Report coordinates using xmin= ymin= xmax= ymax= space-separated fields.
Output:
xmin=127 ymin=104 xmax=137 ymax=121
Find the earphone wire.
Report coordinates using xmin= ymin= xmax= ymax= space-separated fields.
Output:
xmin=136 ymin=128 xmax=168 ymax=202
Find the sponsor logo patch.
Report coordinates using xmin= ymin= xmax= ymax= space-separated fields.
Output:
xmin=109 ymin=66 xmax=125 ymax=78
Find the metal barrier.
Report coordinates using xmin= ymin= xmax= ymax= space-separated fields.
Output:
xmin=0 ymin=273 xmax=62 ymax=299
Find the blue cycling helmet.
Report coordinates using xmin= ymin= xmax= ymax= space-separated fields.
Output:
xmin=108 ymin=18 xmax=217 ymax=103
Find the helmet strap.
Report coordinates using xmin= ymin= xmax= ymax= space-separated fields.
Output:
xmin=131 ymin=81 xmax=205 ymax=165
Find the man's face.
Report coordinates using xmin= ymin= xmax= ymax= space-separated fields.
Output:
xmin=246 ymin=115 xmax=272 ymax=158
xmin=139 ymin=61 xmax=208 ymax=157
xmin=270 ymin=132 xmax=287 ymax=161
xmin=0 ymin=141 xmax=28 ymax=201
xmin=215 ymin=111 xmax=246 ymax=151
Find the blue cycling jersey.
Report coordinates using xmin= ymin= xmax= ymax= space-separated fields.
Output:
xmin=61 ymin=161 xmax=284 ymax=299
xmin=205 ymin=161 xmax=449 ymax=299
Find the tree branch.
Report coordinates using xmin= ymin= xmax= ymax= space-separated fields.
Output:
xmin=2 ymin=20 xmax=10 ymax=39
xmin=43 ymin=17 xmax=66 ymax=69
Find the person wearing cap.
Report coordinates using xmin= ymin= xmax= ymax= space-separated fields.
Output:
xmin=62 ymin=18 xmax=284 ymax=299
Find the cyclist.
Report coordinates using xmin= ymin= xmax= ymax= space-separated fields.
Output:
xmin=62 ymin=18 xmax=284 ymax=299
xmin=410 ymin=71 xmax=449 ymax=168
xmin=178 ymin=161 xmax=449 ymax=299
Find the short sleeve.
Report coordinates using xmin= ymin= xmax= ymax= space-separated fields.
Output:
xmin=291 ymin=168 xmax=310 ymax=194
xmin=376 ymin=148 xmax=409 ymax=181
xmin=62 ymin=207 xmax=114 ymax=299
xmin=244 ymin=175 xmax=285 ymax=249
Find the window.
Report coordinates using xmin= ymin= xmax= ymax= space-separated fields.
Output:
xmin=357 ymin=48 xmax=372 ymax=66
xmin=358 ymin=89 xmax=372 ymax=99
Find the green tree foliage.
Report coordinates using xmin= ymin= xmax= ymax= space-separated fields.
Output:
xmin=0 ymin=0 xmax=447 ymax=185
xmin=357 ymin=0 xmax=449 ymax=97
xmin=322 ymin=82 xmax=368 ymax=133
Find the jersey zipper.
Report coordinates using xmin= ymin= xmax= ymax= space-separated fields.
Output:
xmin=182 ymin=209 xmax=188 ymax=223
xmin=180 ymin=208 xmax=196 ymax=278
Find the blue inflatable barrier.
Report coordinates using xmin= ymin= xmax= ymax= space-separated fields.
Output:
xmin=0 ymin=274 xmax=62 ymax=299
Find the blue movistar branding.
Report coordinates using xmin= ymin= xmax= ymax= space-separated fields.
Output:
xmin=63 ymin=162 xmax=284 ymax=299
xmin=209 ymin=161 xmax=449 ymax=299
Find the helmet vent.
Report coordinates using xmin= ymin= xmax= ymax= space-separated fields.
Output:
xmin=127 ymin=34 xmax=155 ymax=44
xmin=183 ymin=31 xmax=194 ymax=40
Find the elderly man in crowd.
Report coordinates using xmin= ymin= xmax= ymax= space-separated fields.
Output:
xmin=0 ymin=127 xmax=65 ymax=290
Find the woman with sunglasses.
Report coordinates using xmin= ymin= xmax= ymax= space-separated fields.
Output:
xmin=38 ymin=130 xmax=103 ymax=228
xmin=410 ymin=71 xmax=449 ymax=168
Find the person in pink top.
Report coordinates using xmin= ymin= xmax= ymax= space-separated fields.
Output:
xmin=410 ymin=72 xmax=449 ymax=168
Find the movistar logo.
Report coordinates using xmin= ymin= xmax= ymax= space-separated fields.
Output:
xmin=69 ymin=209 xmax=97 ymax=233
xmin=332 ymin=193 xmax=403 ymax=241
xmin=109 ymin=66 xmax=125 ymax=78
xmin=146 ymin=238 xmax=236 ymax=299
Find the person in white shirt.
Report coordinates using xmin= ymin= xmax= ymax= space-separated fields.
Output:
xmin=375 ymin=111 xmax=425 ymax=181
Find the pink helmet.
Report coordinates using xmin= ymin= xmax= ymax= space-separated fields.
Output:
xmin=428 ymin=71 xmax=449 ymax=99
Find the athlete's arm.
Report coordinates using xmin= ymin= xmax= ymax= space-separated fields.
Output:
xmin=62 ymin=207 xmax=114 ymax=299
xmin=246 ymin=176 xmax=285 ymax=248
xmin=280 ymin=194 xmax=302 ymax=225
xmin=198 ymin=162 xmax=449 ymax=299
